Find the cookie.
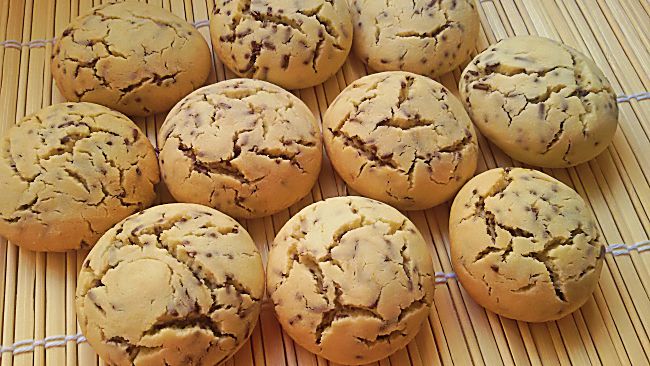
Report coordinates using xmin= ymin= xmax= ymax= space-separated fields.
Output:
xmin=52 ymin=1 xmax=211 ymax=116
xmin=76 ymin=203 xmax=264 ymax=365
xmin=0 ymin=102 xmax=159 ymax=251
xmin=209 ymin=0 xmax=353 ymax=90
xmin=267 ymin=196 xmax=435 ymax=364
xmin=323 ymin=72 xmax=478 ymax=210
xmin=158 ymin=79 xmax=322 ymax=219
xmin=449 ymin=168 xmax=605 ymax=322
xmin=459 ymin=36 xmax=618 ymax=167
xmin=350 ymin=0 xmax=479 ymax=77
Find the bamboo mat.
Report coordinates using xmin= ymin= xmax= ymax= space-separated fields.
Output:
xmin=1 ymin=0 xmax=649 ymax=365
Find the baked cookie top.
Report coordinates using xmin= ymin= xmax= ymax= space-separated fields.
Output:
xmin=210 ymin=0 xmax=352 ymax=89
xmin=267 ymin=196 xmax=435 ymax=364
xmin=52 ymin=1 xmax=211 ymax=116
xmin=76 ymin=203 xmax=264 ymax=366
xmin=460 ymin=36 xmax=618 ymax=167
xmin=158 ymin=79 xmax=322 ymax=219
xmin=351 ymin=0 xmax=479 ymax=77
xmin=323 ymin=71 xmax=478 ymax=210
xmin=0 ymin=102 xmax=159 ymax=251
xmin=449 ymin=168 xmax=604 ymax=322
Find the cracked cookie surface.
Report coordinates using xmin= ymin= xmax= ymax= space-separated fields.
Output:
xmin=351 ymin=0 xmax=478 ymax=77
xmin=267 ymin=196 xmax=435 ymax=364
xmin=76 ymin=203 xmax=264 ymax=366
xmin=459 ymin=36 xmax=618 ymax=168
xmin=52 ymin=1 xmax=211 ymax=116
xmin=209 ymin=0 xmax=352 ymax=89
xmin=0 ymin=102 xmax=159 ymax=251
xmin=323 ymin=71 xmax=478 ymax=210
xmin=158 ymin=79 xmax=322 ymax=219
xmin=449 ymin=168 xmax=604 ymax=322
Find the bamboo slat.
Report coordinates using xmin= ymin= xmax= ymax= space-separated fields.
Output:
xmin=0 ymin=0 xmax=649 ymax=365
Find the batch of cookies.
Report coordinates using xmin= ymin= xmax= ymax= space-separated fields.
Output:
xmin=0 ymin=0 xmax=619 ymax=365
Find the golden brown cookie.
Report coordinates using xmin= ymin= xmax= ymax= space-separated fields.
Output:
xmin=449 ymin=168 xmax=604 ymax=322
xmin=0 ymin=102 xmax=159 ymax=251
xmin=209 ymin=0 xmax=353 ymax=89
xmin=323 ymin=71 xmax=478 ymax=210
xmin=351 ymin=0 xmax=479 ymax=77
xmin=158 ymin=79 xmax=322 ymax=219
xmin=76 ymin=203 xmax=265 ymax=366
xmin=459 ymin=36 xmax=618 ymax=167
xmin=52 ymin=1 xmax=211 ymax=116
xmin=267 ymin=196 xmax=435 ymax=364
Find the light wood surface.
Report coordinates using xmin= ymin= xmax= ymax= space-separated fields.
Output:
xmin=0 ymin=0 xmax=648 ymax=365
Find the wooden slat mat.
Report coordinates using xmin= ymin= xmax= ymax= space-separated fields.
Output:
xmin=1 ymin=0 xmax=649 ymax=365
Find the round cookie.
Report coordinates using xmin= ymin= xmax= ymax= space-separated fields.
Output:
xmin=350 ymin=0 xmax=479 ymax=77
xmin=323 ymin=71 xmax=478 ymax=210
xmin=76 ymin=203 xmax=264 ymax=365
xmin=459 ymin=36 xmax=618 ymax=167
xmin=0 ymin=102 xmax=159 ymax=251
xmin=267 ymin=196 xmax=435 ymax=365
xmin=52 ymin=1 xmax=211 ymax=116
xmin=158 ymin=79 xmax=322 ymax=219
xmin=449 ymin=168 xmax=605 ymax=322
xmin=209 ymin=0 xmax=352 ymax=90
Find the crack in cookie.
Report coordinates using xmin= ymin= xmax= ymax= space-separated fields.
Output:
xmin=324 ymin=71 xmax=477 ymax=210
xmin=450 ymin=168 xmax=605 ymax=322
xmin=210 ymin=0 xmax=352 ymax=89
xmin=76 ymin=203 xmax=264 ymax=366
xmin=460 ymin=36 xmax=618 ymax=167
xmin=394 ymin=18 xmax=454 ymax=40
xmin=52 ymin=1 xmax=211 ymax=116
xmin=0 ymin=103 xmax=159 ymax=251
xmin=158 ymin=79 xmax=322 ymax=219
xmin=267 ymin=196 xmax=435 ymax=365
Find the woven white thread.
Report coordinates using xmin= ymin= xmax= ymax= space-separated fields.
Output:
xmin=0 ymin=333 xmax=86 ymax=355
xmin=9 ymin=16 xmax=650 ymax=105
xmin=192 ymin=19 xmax=210 ymax=29
xmin=5 ymin=15 xmax=650 ymax=104
xmin=606 ymin=240 xmax=650 ymax=255
xmin=0 ymin=18 xmax=210 ymax=49
xmin=1 ymin=31 xmax=650 ymax=105
xmin=431 ymin=241 xmax=647 ymax=285
xmin=0 ymin=19 xmax=648 ymax=102
xmin=435 ymin=271 xmax=457 ymax=284
xmin=0 ymin=240 xmax=646 ymax=354
xmin=0 ymin=38 xmax=56 ymax=49
xmin=617 ymin=92 xmax=650 ymax=103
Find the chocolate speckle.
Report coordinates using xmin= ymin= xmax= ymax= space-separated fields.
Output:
xmin=281 ymin=54 xmax=290 ymax=69
xmin=473 ymin=83 xmax=490 ymax=91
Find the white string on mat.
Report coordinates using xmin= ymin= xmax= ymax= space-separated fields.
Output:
xmin=606 ymin=240 xmax=650 ymax=255
xmin=0 ymin=333 xmax=86 ymax=355
xmin=616 ymin=92 xmax=650 ymax=103
xmin=435 ymin=271 xmax=457 ymax=284
xmin=432 ymin=240 xmax=650 ymax=284
xmin=0 ymin=19 xmax=209 ymax=50
xmin=2 ymin=30 xmax=650 ymax=106
xmin=0 ymin=14 xmax=649 ymax=102
xmin=192 ymin=19 xmax=210 ymax=28
xmin=0 ymin=239 xmax=645 ymax=355
xmin=0 ymin=38 xmax=56 ymax=49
